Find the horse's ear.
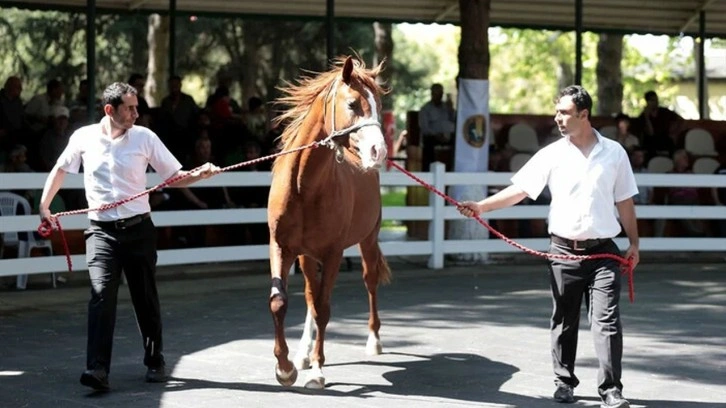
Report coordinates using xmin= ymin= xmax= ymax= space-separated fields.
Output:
xmin=342 ymin=56 xmax=354 ymax=84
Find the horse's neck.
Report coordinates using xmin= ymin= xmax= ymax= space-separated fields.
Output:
xmin=289 ymin=119 xmax=338 ymax=192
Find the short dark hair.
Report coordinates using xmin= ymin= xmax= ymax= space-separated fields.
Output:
xmin=615 ymin=112 xmax=630 ymax=123
xmin=644 ymin=90 xmax=657 ymax=100
xmin=102 ymin=82 xmax=137 ymax=108
xmin=46 ymin=79 xmax=62 ymax=93
xmin=128 ymin=73 xmax=144 ymax=84
xmin=556 ymin=85 xmax=592 ymax=119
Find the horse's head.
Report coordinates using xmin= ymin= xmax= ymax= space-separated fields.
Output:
xmin=324 ymin=56 xmax=388 ymax=170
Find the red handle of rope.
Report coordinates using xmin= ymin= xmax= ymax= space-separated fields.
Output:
xmin=387 ymin=159 xmax=635 ymax=303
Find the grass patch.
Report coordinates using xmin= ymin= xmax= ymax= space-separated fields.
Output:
xmin=381 ymin=190 xmax=406 ymax=207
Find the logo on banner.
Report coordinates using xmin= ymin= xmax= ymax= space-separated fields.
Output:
xmin=461 ymin=114 xmax=487 ymax=148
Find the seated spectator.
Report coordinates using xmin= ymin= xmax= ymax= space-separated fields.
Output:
xmin=657 ymin=149 xmax=704 ymax=236
xmin=128 ymin=73 xmax=152 ymax=127
xmin=637 ymin=90 xmax=682 ymax=159
xmin=614 ymin=113 xmax=639 ymax=152
xmin=245 ymin=96 xmax=268 ymax=144
xmin=629 ymin=148 xmax=651 ymax=205
xmin=1 ymin=144 xmax=35 ymax=203
xmin=39 ymin=105 xmax=71 ymax=171
xmin=712 ymin=157 xmax=726 ymax=237
xmin=0 ymin=76 xmax=25 ymax=159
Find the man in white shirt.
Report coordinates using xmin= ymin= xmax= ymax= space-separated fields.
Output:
xmin=38 ymin=82 xmax=219 ymax=392
xmin=418 ymin=83 xmax=455 ymax=171
xmin=458 ymin=86 xmax=639 ymax=408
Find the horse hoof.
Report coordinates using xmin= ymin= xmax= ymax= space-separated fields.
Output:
xmin=366 ymin=336 xmax=383 ymax=356
xmin=294 ymin=355 xmax=311 ymax=370
xmin=275 ymin=364 xmax=298 ymax=387
xmin=304 ymin=375 xmax=325 ymax=389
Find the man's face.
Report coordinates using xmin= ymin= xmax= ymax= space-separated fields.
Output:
xmin=554 ymin=95 xmax=587 ymax=137
xmin=431 ymin=85 xmax=443 ymax=103
xmin=108 ymin=93 xmax=139 ymax=130
xmin=631 ymin=150 xmax=644 ymax=167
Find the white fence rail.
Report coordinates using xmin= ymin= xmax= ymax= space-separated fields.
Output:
xmin=1 ymin=162 xmax=725 ymax=277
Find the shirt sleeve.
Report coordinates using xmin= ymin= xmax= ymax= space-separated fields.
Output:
xmin=146 ymin=129 xmax=182 ymax=180
xmin=614 ymin=148 xmax=639 ymax=202
xmin=55 ymin=128 xmax=84 ymax=174
xmin=510 ymin=150 xmax=549 ymax=200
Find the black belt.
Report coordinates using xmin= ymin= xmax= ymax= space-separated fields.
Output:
xmin=550 ymin=234 xmax=611 ymax=251
xmin=90 ymin=213 xmax=150 ymax=230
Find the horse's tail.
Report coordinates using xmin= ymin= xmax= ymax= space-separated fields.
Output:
xmin=376 ymin=248 xmax=392 ymax=285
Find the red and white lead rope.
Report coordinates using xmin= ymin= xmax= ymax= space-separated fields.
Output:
xmin=386 ymin=160 xmax=635 ymax=303
xmin=37 ymin=140 xmax=328 ymax=273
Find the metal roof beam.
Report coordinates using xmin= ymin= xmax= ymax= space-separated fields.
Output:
xmin=129 ymin=0 xmax=152 ymax=10
xmin=434 ymin=1 xmax=457 ymax=23
xmin=679 ymin=0 xmax=718 ymax=33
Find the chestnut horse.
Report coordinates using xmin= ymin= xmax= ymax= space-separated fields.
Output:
xmin=267 ymin=56 xmax=391 ymax=389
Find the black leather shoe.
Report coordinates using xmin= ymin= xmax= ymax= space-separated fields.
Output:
xmin=80 ymin=368 xmax=110 ymax=391
xmin=601 ymin=389 xmax=630 ymax=408
xmin=145 ymin=365 xmax=168 ymax=383
xmin=553 ymin=383 xmax=575 ymax=403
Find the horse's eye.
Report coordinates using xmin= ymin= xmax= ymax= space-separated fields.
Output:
xmin=347 ymin=101 xmax=358 ymax=110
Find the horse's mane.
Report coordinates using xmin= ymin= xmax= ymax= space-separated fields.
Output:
xmin=271 ymin=57 xmax=384 ymax=171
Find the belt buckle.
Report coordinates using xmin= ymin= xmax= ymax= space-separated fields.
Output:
xmin=114 ymin=219 xmax=127 ymax=230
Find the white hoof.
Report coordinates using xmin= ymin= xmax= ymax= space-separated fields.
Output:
xmin=304 ymin=367 xmax=325 ymax=389
xmin=293 ymin=354 xmax=311 ymax=370
xmin=366 ymin=333 xmax=383 ymax=355
xmin=275 ymin=364 xmax=298 ymax=387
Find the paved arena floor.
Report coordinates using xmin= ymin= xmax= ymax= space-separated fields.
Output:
xmin=1 ymin=259 xmax=724 ymax=407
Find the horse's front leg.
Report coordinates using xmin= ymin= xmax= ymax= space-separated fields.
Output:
xmin=304 ymin=251 xmax=343 ymax=389
xmin=359 ymin=235 xmax=391 ymax=356
xmin=269 ymin=240 xmax=297 ymax=386
xmin=294 ymin=256 xmax=319 ymax=370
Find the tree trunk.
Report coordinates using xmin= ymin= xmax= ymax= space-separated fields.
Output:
xmin=131 ymin=16 xmax=147 ymax=76
xmin=373 ymin=22 xmax=394 ymax=110
xmin=448 ymin=0 xmax=491 ymax=264
xmin=596 ymin=33 xmax=623 ymax=116
xmin=458 ymin=0 xmax=490 ymax=80
xmin=145 ymin=14 xmax=169 ymax=107
xmin=241 ymin=21 xmax=259 ymax=106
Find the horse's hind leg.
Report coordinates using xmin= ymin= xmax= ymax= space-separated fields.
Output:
xmin=269 ymin=240 xmax=297 ymax=386
xmin=294 ymin=256 xmax=318 ymax=370
xmin=359 ymin=231 xmax=391 ymax=356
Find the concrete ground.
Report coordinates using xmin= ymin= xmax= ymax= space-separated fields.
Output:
xmin=0 ymin=259 xmax=724 ymax=408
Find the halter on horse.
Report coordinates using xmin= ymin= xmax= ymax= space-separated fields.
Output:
xmin=267 ymin=56 xmax=391 ymax=389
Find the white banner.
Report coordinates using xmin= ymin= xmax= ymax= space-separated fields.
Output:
xmin=448 ymin=78 xmax=490 ymax=263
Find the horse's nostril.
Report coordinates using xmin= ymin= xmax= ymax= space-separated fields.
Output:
xmin=370 ymin=146 xmax=379 ymax=161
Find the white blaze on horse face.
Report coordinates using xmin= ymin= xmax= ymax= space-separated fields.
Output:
xmin=356 ymin=88 xmax=387 ymax=169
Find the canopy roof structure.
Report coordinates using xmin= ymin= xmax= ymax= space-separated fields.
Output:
xmin=4 ymin=0 xmax=726 ymax=38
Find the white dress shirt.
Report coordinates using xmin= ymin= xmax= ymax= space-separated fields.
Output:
xmin=511 ymin=130 xmax=638 ymax=240
xmin=56 ymin=120 xmax=182 ymax=221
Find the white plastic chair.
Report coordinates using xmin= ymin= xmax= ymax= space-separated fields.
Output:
xmin=598 ymin=125 xmax=618 ymax=139
xmin=0 ymin=192 xmax=56 ymax=289
xmin=692 ymin=157 xmax=720 ymax=174
xmin=647 ymin=156 xmax=674 ymax=173
xmin=508 ymin=123 xmax=540 ymax=153
xmin=684 ymin=128 xmax=717 ymax=157
xmin=509 ymin=152 xmax=532 ymax=172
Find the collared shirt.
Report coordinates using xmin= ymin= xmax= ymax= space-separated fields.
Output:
xmin=56 ymin=119 xmax=182 ymax=221
xmin=418 ymin=101 xmax=455 ymax=136
xmin=511 ymin=130 xmax=638 ymax=240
